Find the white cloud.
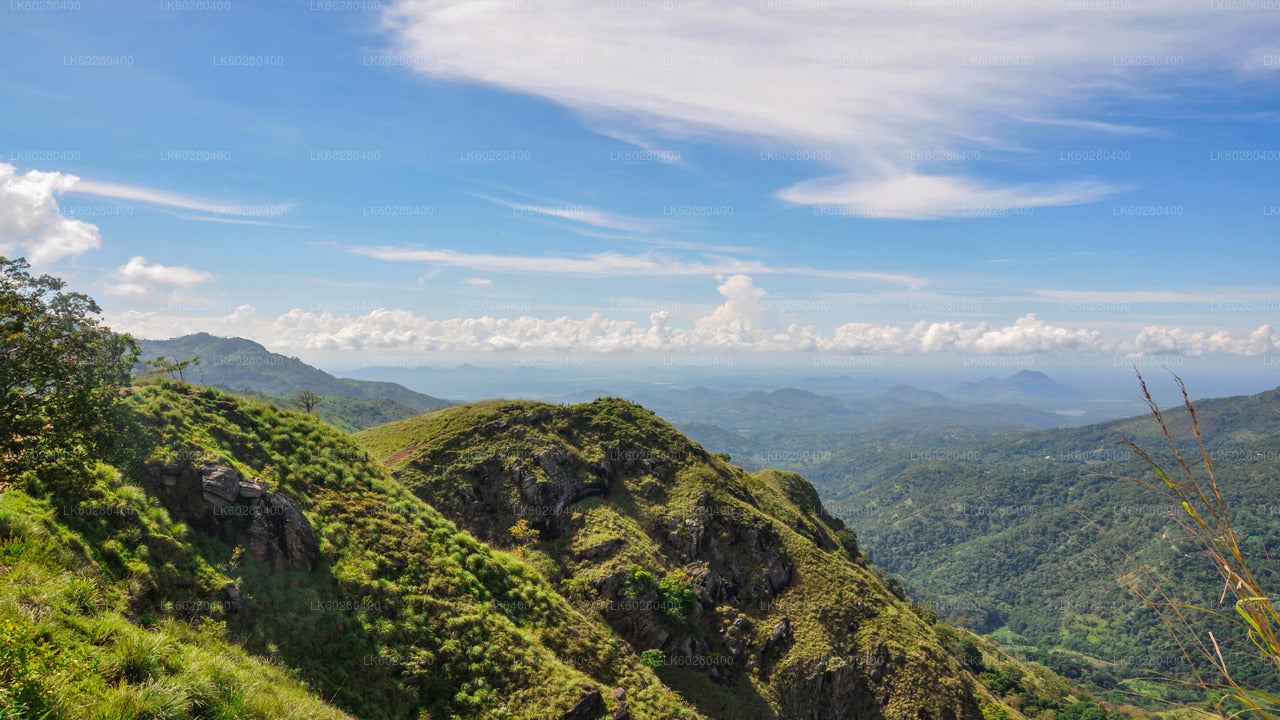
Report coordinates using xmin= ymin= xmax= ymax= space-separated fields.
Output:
xmin=776 ymin=173 xmax=1118 ymax=220
xmin=476 ymin=194 xmax=653 ymax=233
xmin=103 ymin=256 xmax=214 ymax=297
xmin=0 ymin=163 xmax=101 ymax=263
xmin=348 ymin=244 xmax=927 ymax=286
xmin=461 ymin=277 xmax=493 ymax=287
xmin=1125 ymin=324 xmax=1278 ymax=356
xmin=696 ymin=274 xmax=766 ymax=332
xmin=107 ymin=304 xmax=258 ymax=340
xmin=104 ymin=274 xmax=1280 ymax=358
xmin=71 ymin=179 xmax=293 ymax=218
xmin=1037 ymin=288 xmax=1280 ymax=304
xmin=379 ymin=0 xmax=1278 ymax=218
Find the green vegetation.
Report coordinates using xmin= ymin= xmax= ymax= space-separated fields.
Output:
xmin=134 ymin=332 xmax=452 ymax=430
xmin=1111 ymin=375 xmax=1280 ymax=718
xmin=1 ymin=257 xmax=137 ymax=492
xmin=0 ymin=485 xmax=352 ymax=720
xmin=355 ymin=398 xmax=1120 ymax=720
xmin=827 ymin=382 xmax=1280 ymax=710
xmin=0 ymin=259 xmax=1168 ymax=720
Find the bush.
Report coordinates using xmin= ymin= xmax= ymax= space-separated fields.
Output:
xmin=640 ymin=649 xmax=665 ymax=669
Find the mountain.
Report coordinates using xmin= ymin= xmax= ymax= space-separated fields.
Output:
xmin=837 ymin=385 xmax=1280 ymax=703
xmin=953 ymin=371 xmax=1082 ymax=404
xmin=4 ymin=380 xmax=1124 ymax=720
xmin=136 ymin=333 xmax=452 ymax=430
xmin=637 ymin=387 xmax=1070 ymax=436
xmin=883 ymin=384 xmax=955 ymax=406
xmin=353 ymin=398 xmax=1116 ymax=719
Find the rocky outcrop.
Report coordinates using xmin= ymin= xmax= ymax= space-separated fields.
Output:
xmin=200 ymin=463 xmax=241 ymax=510
xmin=563 ymin=686 xmax=604 ymax=720
xmin=246 ymin=494 xmax=318 ymax=572
xmin=149 ymin=461 xmax=318 ymax=573
xmin=509 ymin=447 xmax=609 ymax=538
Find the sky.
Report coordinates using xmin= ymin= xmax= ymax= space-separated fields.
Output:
xmin=3 ymin=0 xmax=1280 ymax=376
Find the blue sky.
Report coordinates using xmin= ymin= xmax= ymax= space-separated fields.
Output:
xmin=3 ymin=0 xmax=1280 ymax=369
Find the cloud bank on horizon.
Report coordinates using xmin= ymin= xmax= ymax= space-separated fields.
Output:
xmin=105 ymin=274 xmax=1279 ymax=359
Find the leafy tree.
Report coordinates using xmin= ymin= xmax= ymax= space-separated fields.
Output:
xmin=143 ymin=354 xmax=199 ymax=382
xmin=293 ymin=389 xmax=323 ymax=415
xmin=508 ymin=518 xmax=537 ymax=551
xmin=0 ymin=257 xmax=137 ymax=492
xmin=981 ymin=703 xmax=1013 ymax=720
xmin=960 ymin=639 xmax=987 ymax=673
xmin=836 ymin=527 xmax=860 ymax=558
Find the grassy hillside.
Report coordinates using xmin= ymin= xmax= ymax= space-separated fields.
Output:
xmin=841 ymin=386 xmax=1280 ymax=705
xmin=355 ymin=399 xmax=1121 ymax=720
xmin=5 ymin=381 xmax=700 ymax=719
xmin=0 ymin=485 xmax=352 ymax=720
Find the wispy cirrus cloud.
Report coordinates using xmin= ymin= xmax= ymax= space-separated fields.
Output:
xmin=380 ymin=0 xmax=1279 ymax=219
xmin=475 ymin=193 xmax=653 ymax=233
xmin=347 ymin=244 xmax=928 ymax=287
xmin=71 ymin=179 xmax=293 ymax=219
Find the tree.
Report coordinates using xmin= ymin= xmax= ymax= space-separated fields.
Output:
xmin=836 ymin=527 xmax=860 ymax=558
xmin=0 ymin=257 xmax=137 ymax=491
xmin=143 ymin=354 xmax=200 ymax=382
xmin=293 ymin=389 xmax=322 ymax=415
xmin=508 ymin=519 xmax=537 ymax=551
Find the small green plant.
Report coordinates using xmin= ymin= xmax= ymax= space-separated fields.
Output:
xmin=640 ymin=649 xmax=665 ymax=669
xmin=981 ymin=702 xmax=1013 ymax=720
xmin=508 ymin=519 xmax=538 ymax=551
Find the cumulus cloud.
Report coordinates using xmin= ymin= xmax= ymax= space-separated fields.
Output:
xmin=378 ymin=0 xmax=1279 ymax=218
xmin=0 ymin=163 xmax=101 ymax=263
xmin=102 ymin=256 xmax=214 ymax=298
xmin=696 ymin=274 xmax=766 ymax=333
xmin=107 ymin=304 xmax=259 ymax=340
xmin=103 ymin=274 xmax=1280 ymax=359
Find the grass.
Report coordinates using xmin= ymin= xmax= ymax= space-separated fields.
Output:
xmin=1103 ymin=374 xmax=1280 ymax=719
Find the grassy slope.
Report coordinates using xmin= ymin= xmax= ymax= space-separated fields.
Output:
xmin=355 ymin=399 xmax=1114 ymax=720
xmin=5 ymin=381 xmax=698 ymax=720
xmin=0 ymin=473 xmax=352 ymax=720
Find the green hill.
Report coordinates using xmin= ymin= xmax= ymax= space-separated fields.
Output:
xmin=354 ymin=399 xmax=1116 ymax=720
xmin=5 ymin=380 xmax=703 ymax=719
xmin=135 ymin=333 xmax=453 ymax=430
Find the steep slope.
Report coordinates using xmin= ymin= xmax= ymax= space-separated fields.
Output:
xmin=354 ymin=399 xmax=1097 ymax=720
xmin=12 ymin=381 xmax=700 ymax=720
xmin=136 ymin=333 xmax=452 ymax=428
xmin=843 ymin=386 xmax=1280 ymax=703
xmin=0 ymin=486 xmax=353 ymax=720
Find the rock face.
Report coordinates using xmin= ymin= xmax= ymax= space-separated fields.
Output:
xmin=200 ymin=463 xmax=242 ymax=509
xmin=151 ymin=461 xmax=318 ymax=573
xmin=246 ymin=494 xmax=318 ymax=571
xmin=562 ymin=687 xmax=604 ymax=720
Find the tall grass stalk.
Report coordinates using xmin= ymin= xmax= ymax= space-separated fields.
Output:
xmin=1104 ymin=372 xmax=1279 ymax=719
